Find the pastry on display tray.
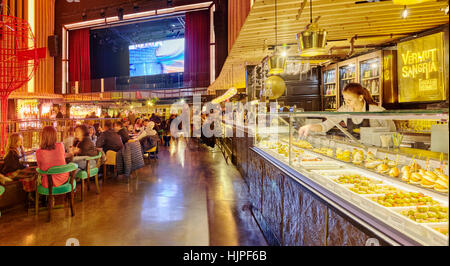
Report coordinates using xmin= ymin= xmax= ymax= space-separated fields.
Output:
xmin=370 ymin=192 xmax=441 ymax=208
xmin=399 ymin=206 xmax=449 ymax=223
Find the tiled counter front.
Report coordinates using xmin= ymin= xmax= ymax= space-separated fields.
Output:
xmin=232 ymin=127 xmax=252 ymax=184
xmin=246 ymin=148 xmax=388 ymax=246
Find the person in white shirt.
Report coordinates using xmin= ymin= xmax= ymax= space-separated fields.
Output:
xmin=135 ymin=119 xmax=157 ymax=141
xmin=298 ymin=83 xmax=396 ymax=138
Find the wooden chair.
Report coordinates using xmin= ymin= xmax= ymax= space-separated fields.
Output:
xmin=103 ymin=150 xmax=117 ymax=179
xmin=75 ymin=152 xmax=102 ymax=201
xmin=35 ymin=163 xmax=78 ymax=222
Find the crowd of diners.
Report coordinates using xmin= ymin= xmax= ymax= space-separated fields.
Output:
xmin=0 ymin=113 xmax=177 ymax=205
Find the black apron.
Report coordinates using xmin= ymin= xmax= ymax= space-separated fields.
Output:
xmin=346 ymin=103 xmax=370 ymax=139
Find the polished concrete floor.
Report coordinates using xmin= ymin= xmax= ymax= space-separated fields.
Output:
xmin=0 ymin=138 xmax=267 ymax=246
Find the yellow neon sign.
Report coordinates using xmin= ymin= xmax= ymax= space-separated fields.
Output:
xmin=397 ymin=32 xmax=446 ymax=103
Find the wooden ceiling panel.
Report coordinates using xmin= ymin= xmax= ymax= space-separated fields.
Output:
xmin=207 ymin=0 xmax=449 ymax=94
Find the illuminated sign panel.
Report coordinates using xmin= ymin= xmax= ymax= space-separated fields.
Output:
xmin=397 ymin=32 xmax=446 ymax=102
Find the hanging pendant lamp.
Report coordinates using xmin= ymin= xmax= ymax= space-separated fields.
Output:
xmin=268 ymin=0 xmax=286 ymax=74
xmin=297 ymin=0 xmax=328 ymax=57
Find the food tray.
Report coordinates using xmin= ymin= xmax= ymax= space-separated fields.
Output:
xmin=299 ymin=161 xmax=344 ymax=170
xmin=389 ymin=207 xmax=448 ymax=245
xmin=341 ymin=184 xmax=388 ymax=197
xmin=424 ymin=224 xmax=449 ymax=246
xmin=311 ymin=169 xmax=370 ymax=178
xmin=364 ymin=195 xmax=446 ymax=209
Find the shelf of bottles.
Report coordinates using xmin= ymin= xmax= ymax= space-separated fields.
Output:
xmin=360 ymin=58 xmax=381 ymax=105
xmin=339 ymin=64 xmax=357 ymax=107
xmin=70 ymin=105 xmax=101 ymax=119
xmin=16 ymin=99 xmax=40 ymax=130
xmin=323 ymin=69 xmax=338 ymax=110
xmin=40 ymin=103 xmax=53 ymax=119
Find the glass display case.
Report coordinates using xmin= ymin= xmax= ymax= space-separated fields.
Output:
xmin=338 ymin=59 xmax=358 ymax=108
xmin=322 ymin=65 xmax=338 ymax=111
xmin=254 ymin=110 xmax=449 ymax=245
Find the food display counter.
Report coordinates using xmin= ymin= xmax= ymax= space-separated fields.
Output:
xmin=245 ymin=110 xmax=448 ymax=246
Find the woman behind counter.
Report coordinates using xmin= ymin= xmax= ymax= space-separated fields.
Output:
xmin=298 ymin=83 xmax=396 ymax=138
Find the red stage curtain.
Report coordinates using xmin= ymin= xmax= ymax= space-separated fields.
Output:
xmin=184 ymin=10 xmax=210 ymax=88
xmin=228 ymin=0 xmax=251 ymax=52
xmin=69 ymin=28 xmax=91 ymax=93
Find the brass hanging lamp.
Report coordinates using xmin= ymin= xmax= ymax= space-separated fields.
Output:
xmin=268 ymin=0 xmax=286 ymax=74
xmin=296 ymin=0 xmax=328 ymax=57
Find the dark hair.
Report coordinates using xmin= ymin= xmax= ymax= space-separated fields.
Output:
xmin=114 ymin=121 xmax=123 ymax=127
xmin=40 ymin=126 xmax=57 ymax=150
xmin=343 ymin=83 xmax=376 ymax=105
xmin=75 ymin=124 xmax=90 ymax=137
xmin=143 ymin=119 xmax=149 ymax=123
xmin=104 ymin=120 xmax=112 ymax=129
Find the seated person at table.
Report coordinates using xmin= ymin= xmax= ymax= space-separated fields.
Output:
xmin=135 ymin=120 xmax=157 ymax=141
xmin=62 ymin=126 xmax=75 ymax=152
xmin=0 ymin=133 xmax=37 ymax=193
xmin=134 ymin=118 xmax=143 ymax=134
xmin=114 ymin=121 xmax=130 ymax=144
xmin=36 ymin=126 xmax=69 ymax=188
xmin=93 ymin=123 xmax=102 ymax=138
xmin=88 ymin=125 xmax=97 ymax=144
xmin=70 ymin=125 xmax=99 ymax=170
xmin=96 ymin=120 xmax=123 ymax=153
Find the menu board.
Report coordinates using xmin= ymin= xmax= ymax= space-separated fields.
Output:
xmin=397 ymin=32 xmax=446 ymax=102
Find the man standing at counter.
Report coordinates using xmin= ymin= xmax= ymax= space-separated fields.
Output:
xmin=298 ymin=83 xmax=396 ymax=138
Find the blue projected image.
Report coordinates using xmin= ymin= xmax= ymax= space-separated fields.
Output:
xmin=129 ymin=38 xmax=184 ymax=77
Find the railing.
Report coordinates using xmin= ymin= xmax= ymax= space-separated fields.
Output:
xmin=66 ymin=72 xmax=211 ymax=94
xmin=0 ymin=118 xmax=121 ymax=155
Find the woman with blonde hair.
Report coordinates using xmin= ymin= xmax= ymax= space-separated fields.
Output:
xmin=0 ymin=133 xmax=37 ymax=195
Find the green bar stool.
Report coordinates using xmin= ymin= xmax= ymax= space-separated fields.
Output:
xmin=75 ymin=152 xmax=102 ymax=201
xmin=35 ymin=163 xmax=78 ymax=222
xmin=0 ymin=185 xmax=5 ymax=217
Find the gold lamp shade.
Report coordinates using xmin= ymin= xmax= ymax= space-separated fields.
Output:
xmin=268 ymin=54 xmax=286 ymax=74
xmin=392 ymin=0 xmax=433 ymax=5
xmin=265 ymin=75 xmax=286 ymax=100
xmin=296 ymin=23 xmax=328 ymax=57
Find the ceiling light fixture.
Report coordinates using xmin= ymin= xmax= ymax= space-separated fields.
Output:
xmin=133 ymin=3 xmax=139 ymax=12
xmin=100 ymin=9 xmax=106 ymax=18
xmin=117 ymin=8 xmax=124 ymax=21
xmin=297 ymin=0 xmax=328 ymax=57
xmin=401 ymin=5 xmax=408 ymax=19
xmin=268 ymin=0 xmax=286 ymax=74
xmin=442 ymin=4 xmax=449 ymax=15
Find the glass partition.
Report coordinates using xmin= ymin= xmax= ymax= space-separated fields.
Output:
xmin=254 ymin=110 xmax=449 ymax=245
